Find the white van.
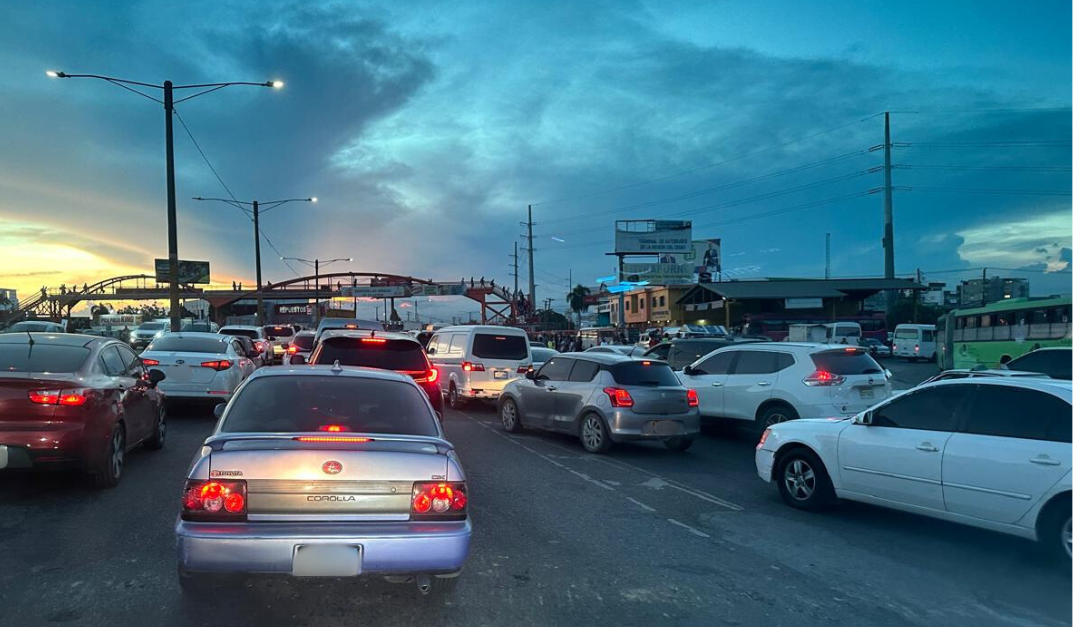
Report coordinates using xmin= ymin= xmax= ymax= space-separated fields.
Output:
xmin=787 ymin=324 xmax=827 ymax=343
xmin=427 ymin=325 xmax=533 ymax=409
xmin=824 ymin=322 xmax=862 ymax=344
xmin=892 ymin=323 xmax=936 ymax=361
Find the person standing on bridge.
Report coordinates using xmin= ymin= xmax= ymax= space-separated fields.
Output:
xmin=232 ymin=281 xmax=237 ymax=291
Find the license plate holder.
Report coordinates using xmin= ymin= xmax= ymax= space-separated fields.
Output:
xmin=859 ymin=388 xmax=874 ymax=399
xmin=493 ymin=370 xmax=508 ymax=379
xmin=292 ymin=545 xmax=361 ymax=577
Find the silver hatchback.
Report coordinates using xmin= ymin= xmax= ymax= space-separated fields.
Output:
xmin=498 ymin=353 xmax=700 ymax=453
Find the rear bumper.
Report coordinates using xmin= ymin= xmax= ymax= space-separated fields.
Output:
xmin=175 ymin=519 xmax=472 ymax=576
xmin=755 ymin=448 xmax=775 ymax=483
xmin=158 ymin=382 xmax=232 ymax=401
xmin=606 ymin=410 xmax=701 ymax=442
xmin=0 ymin=423 xmax=93 ymax=470
xmin=130 ymin=338 xmax=154 ymax=349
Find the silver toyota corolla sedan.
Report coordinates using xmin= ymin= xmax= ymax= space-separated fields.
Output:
xmin=497 ymin=353 xmax=700 ymax=453
xmin=175 ymin=365 xmax=471 ymax=595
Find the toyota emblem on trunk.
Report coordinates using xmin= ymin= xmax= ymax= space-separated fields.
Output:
xmin=322 ymin=460 xmax=343 ymax=475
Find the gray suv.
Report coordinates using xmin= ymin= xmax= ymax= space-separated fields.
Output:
xmin=642 ymin=338 xmax=743 ymax=371
xmin=497 ymin=353 xmax=700 ymax=453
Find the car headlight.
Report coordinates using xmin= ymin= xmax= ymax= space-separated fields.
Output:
xmin=154 ymin=331 xmax=164 ymax=338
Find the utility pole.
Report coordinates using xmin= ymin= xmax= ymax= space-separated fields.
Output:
xmin=913 ymin=268 xmax=921 ymax=323
xmin=163 ymin=80 xmax=180 ymax=332
xmin=824 ymin=233 xmax=831 ymax=280
xmin=509 ymin=241 xmax=519 ymax=296
xmin=981 ymin=267 xmax=987 ymax=307
xmin=314 ymin=258 xmax=320 ymax=323
xmin=252 ymin=200 xmax=262 ymax=324
xmin=524 ymin=205 xmax=536 ymax=306
xmin=882 ymin=111 xmax=896 ymax=312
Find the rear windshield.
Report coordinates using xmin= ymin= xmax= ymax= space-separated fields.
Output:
xmin=471 ymin=333 xmax=528 ymax=360
xmin=138 ymin=322 xmax=166 ymax=331
xmin=221 ymin=376 xmax=437 ymax=435
xmin=609 ymin=361 xmax=681 ymax=387
xmin=264 ymin=326 xmax=294 ymax=338
xmin=313 ymin=338 xmax=428 ymax=371
xmin=145 ymin=337 xmax=228 ymax=354
xmin=292 ymin=335 xmax=315 ymax=350
xmin=0 ymin=344 xmax=90 ymax=373
xmin=810 ymin=349 xmax=883 ymax=375
xmin=221 ymin=328 xmax=259 ymax=340
xmin=7 ymin=322 xmax=61 ymax=332
xmin=833 ymin=326 xmax=861 ymax=337
xmin=894 ymin=328 xmax=919 ymax=339
xmin=182 ymin=323 xmax=215 ymax=332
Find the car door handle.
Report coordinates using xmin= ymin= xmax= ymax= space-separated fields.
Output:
xmin=757 ymin=381 xmax=771 ymax=386
xmin=915 ymin=444 xmax=939 ymax=452
xmin=710 ymin=382 xmax=723 ymax=387
xmin=546 ymin=386 xmax=558 ymax=392
xmin=1030 ymin=456 xmax=1061 ymax=466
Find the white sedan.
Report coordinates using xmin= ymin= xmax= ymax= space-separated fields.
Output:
xmin=141 ymin=333 xmax=256 ymax=402
xmin=756 ymin=378 xmax=1072 ymax=560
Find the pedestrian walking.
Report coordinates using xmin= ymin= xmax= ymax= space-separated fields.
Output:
xmin=232 ymin=281 xmax=237 ymax=290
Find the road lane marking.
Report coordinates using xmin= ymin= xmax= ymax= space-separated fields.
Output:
xmin=667 ymin=518 xmax=711 ymax=538
xmin=625 ymin=497 xmax=656 ymax=512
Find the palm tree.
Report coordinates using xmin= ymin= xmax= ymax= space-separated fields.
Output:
xmin=567 ymin=284 xmax=591 ymax=330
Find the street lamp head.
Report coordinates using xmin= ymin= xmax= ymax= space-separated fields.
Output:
xmin=268 ymin=80 xmax=284 ymax=89
xmin=309 ymin=197 xmax=318 ymax=203
xmin=46 ymin=70 xmax=66 ymax=78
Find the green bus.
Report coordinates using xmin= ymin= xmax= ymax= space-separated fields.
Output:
xmin=936 ymin=296 xmax=1071 ymax=370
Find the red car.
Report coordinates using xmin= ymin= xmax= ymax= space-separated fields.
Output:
xmin=0 ymin=333 xmax=167 ymax=487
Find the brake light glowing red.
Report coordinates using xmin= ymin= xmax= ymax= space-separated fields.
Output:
xmin=411 ymin=482 xmax=467 ymax=518
xmin=294 ymin=436 xmax=372 ymax=443
xmin=462 ymin=362 xmax=485 ymax=372
xmin=603 ymin=387 xmax=634 ymax=408
xmin=318 ymin=424 xmax=350 ymax=432
xmin=687 ymin=388 xmax=699 ymax=407
xmin=181 ymin=479 xmax=247 ymax=521
xmin=361 ymin=337 xmax=387 ymax=343
xmin=405 ymin=368 xmax=439 ymax=384
xmin=141 ymin=358 xmax=160 ymax=366
xmin=200 ymin=360 xmax=232 ymax=371
xmin=28 ymin=389 xmax=89 ymax=406
xmin=803 ymin=370 xmax=846 ymax=386
xmin=287 ymin=345 xmax=298 ymax=354
xmin=757 ymin=428 xmax=772 ymax=450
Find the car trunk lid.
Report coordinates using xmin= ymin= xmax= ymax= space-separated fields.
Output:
xmin=623 ymin=386 xmax=692 ymax=415
xmin=0 ymin=374 xmax=80 ymax=426
xmin=142 ymin=351 xmax=225 ymax=384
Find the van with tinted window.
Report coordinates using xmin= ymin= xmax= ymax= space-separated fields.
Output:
xmin=823 ymin=322 xmax=862 ymax=344
xmin=893 ymin=323 xmax=937 ymax=361
xmin=427 ymin=325 xmax=532 ymax=409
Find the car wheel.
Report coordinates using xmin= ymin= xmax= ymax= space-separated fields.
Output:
xmin=449 ymin=384 xmax=467 ymax=410
xmin=500 ymin=398 xmax=522 ymax=432
xmin=1040 ymin=501 xmax=1072 ymax=562
xmin=664 ymin=437 xmax=694 ymax=452
xmin=757 ymin=403 xmax=799 ymax=430
xmin=775 ymin=448 xmax=834 ymax=511
xmin=579 ymin=413 xmax=611 ymax=454
xmin=92 ymin=424 xmax=125 ymax=489
xmin=144 ymin=403 xmax=167 ymax=450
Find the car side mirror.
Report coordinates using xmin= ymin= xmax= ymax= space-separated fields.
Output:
xmin=525 ymin=370 xmax=536 ymax=380
xmin=884 ymin=369 xmax=893 ymax=379
xmin=682 ymin=365 xmax=696 ymax=376
xmin=289 ymin=354 xmax=306 ymax=365
xmin=213 ymin=403 xmax=226 ymax=420
xmin=147 ymin=368 xmax=166 ymax=386
xmin=427 ymin=347 xmax=436 ymax=355
xmin=856 ymin=411 xmax=874 ymax=426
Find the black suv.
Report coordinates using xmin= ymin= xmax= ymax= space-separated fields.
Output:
xmin=298 ymin=330 xmax=444 ymax=414
xmin=642 ymin=338 xmax=750 ymax=371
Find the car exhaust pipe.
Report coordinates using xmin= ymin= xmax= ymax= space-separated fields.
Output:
xmin=415 ymin=574 xmax=431 ymax=595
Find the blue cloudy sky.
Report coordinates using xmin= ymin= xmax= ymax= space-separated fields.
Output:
xmin=1 ymin=0 xmax=1069 ymax=319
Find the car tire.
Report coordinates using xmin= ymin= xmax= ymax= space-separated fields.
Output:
xmin=92 ymin=424 xmax=125 ymax=489
xmin=500 ymin=398 xmax=522 ymax=432
xmin=664 ymin=437 xmax=694 ymax=452
xmin=757 ymin=403 xmax=799 ymax=431
xmin=775 ymin=448 xmax=834 ymax=511
xmin=448 ymin=384 xmax=467 ymax=410
xmin=1039 ymin=500 xmax=1072 ymax=562
xmin=144 ymin=403 xmax=167 ymax=450
xmin=579 ymin=413 xmax=612 ymax=454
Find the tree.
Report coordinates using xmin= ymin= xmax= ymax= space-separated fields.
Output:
xmin=567 ymin=284 xmax=591 ymax=330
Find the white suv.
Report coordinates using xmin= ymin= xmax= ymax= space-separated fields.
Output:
xmin=677 ymin=343 xmax=892 ymax=429
xmin=756 ymin=378 xmax=1072 ymax=560
xmin=427 ymin=325 xmax=532 ymax=409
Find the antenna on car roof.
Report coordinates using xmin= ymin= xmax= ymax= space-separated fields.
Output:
xmin=26 ymin=331 xmax=34 ymax=346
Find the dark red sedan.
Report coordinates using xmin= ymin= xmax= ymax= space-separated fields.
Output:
xmin=0 ymin=332 xmax=167 ymax=487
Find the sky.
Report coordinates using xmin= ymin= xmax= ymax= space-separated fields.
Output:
xmin=1 ymin=0 xmax=1070 ymax=321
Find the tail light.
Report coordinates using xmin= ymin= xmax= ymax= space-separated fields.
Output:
xmin=893 ymin=344 xmax=898 ymax=351
xmin=200 ymin=360 xmax=232 ymax=371
xmin=411 ymin=482 xmax=467 ymax=520
xmin=141 ymin=358 xmax=160 ymax=366
xmin=295 ymin=435 xmax=372 ymax=443
xmin=407 ymin=368 xmax=438 ymax=384
xmin=914 ymin=345 xmax=920 ymax=352
xmin=517 ymin=365 xmax=530 ymax=374
xmin=286 ymin=345 xmax=298 ymax=354
xmin=757 ymin=428 xmax=772 ymax=450
xmin=687 ymin=389 xmax=699 ymax=407
xmin=803 ymin=370 xmax=845 ymax=386
xmin=253 ymin=341 xmax=265 ymax=352
xmin=603 ymin=387 xmax=634 ymax=408
xmin=462 ymin=362 xmax=485 ymax=372
xmin=360 ymin=337 xmax=387 ymax=344
xmin=28 ymin=389 xmax=90 ymax=406
xmin=181 ymin=479 xmax=247 ymax=521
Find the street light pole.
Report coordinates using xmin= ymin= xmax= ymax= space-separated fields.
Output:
xmin=47 ymin=70 xmax=283 ymax=332
xmin=195 ymin=197 xmax=316 ymax=325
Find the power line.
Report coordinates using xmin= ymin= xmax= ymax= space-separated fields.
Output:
xmin=894 ymin=140 xmax=1071 ymax=148
xmin=893 ymin=164 xmax=1071 ymax=172
xmin=531 ymin=112 xmax=884 ymax=206
xmin=895 ymin=186 xmax=1072 ymax=196
xmin=538 ymin=149 xmax=871 ymax=225
xmin=887 ymin=106 xmax=1073 ymax=114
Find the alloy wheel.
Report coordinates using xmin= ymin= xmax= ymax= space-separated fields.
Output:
xmin=501 ymin=401 xmax=517 ymax=429
xmin=582 ymin=416 xmax=603 ymax=451
xmin=110 ymin=429 xmax=125 ymax=480
xmin=765 ymin=412 xmax=788 ymax=428
xmin=783 ymin=459 xmax=815 ymax=501
xmin=1063 ymin=517 xmax=1072 ymax=559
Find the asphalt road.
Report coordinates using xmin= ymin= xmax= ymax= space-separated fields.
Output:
xmin=1 ymin=358 xmax=1069 ymax=627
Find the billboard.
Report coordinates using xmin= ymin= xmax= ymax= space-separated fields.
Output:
xmin=341 ymin=285 xmax=411 ymax=298
xmin=614 ymin=220 xmax=692 ymax=254
xmin=621 ymin=262 xmax=693 ymax=285
xmin=689 ymin=239 xmax=721 ymax=282
xmin=154 ymin=259 xmax=210 ymax=284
